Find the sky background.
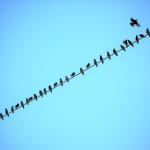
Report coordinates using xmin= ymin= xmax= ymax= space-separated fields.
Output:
xmin=0 ymin=0 xmax=150 ymax=150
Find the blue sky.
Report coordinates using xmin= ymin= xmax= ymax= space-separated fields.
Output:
xmin=0 ymin=1 xmax=150 ymax=150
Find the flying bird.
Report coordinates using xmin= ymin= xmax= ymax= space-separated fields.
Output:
xmin=80 ymin=67 xmax=84 ymax=75
xmin=128 ymin=40 xmax=134 ymax=47
xmin=5 ymin=108 xmax=9 ymax=117
xmin=130 ymin=18 xmax=140 ymax=27
xmin=94 ymin=59 xmax=98 ymax=67
xmin=100 ymin=55 xmax=104 ymax=64
xmin=107 ymin=52 xmax=111 ymax=60
xmin=113 ymin=49 xmax=118 ymax=56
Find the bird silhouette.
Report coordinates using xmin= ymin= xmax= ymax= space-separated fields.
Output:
xmin=80 ymin=68 xmax=84 ymax=75
xmin=107 ymin=52 xmax=111 ymax=60
xmin=11 ymin=106 xmax=14 ymax=113
xmin=71 ymin=72 xmax=76 ymax=77
xmin=43 ymin=88 xmax=47 ymax=95
xmin=65 ymin=76 xmax=69 ymax=82
xmin=100 ymin=55 xmax=104 ymax=64
xmin=60 ymin=78 xmax=63 ymax=86
xmin=120 ymin=45 xmax=126 ymax=51
xmin=48 ymin=85 xmax=53 ymax=93
xmin=34 ymin=94 xmax=38 ymax=100
xmin=15 ymin=103 xmax=20 ymax=109
xmin=139 ymin=34 xmax=145 ymax=38
xmin=5 ymin=108 xmax=9 ymax=117
xmin=21 ymin=101 xmax=24 ymax=108
xmin=94 ymin=59 xmax=98 ymax=67
xmin=54 ymin=82 xmax=58 ymax=88
xmin=123 ymin=40 xmax=129 ymax=47
xmin=113 ymin=49 xmax=118 ymax=56
xmin=86 ymin=63 xmax=90 ymax=69
xmin=146 ymin=28 xmax=150 ymax=37
xmin=39 ymin=90 xmax=43 ymax=97
xmin=135 ymin=35 xmax=139 ymax=44
xmin=0 ymin=113 xmax=4 ymax=120
xmin=130 ymin=18 xmax=140 ymax=27
xmin=29 ymin=97 xmax=33 ymax=102
xmin=128 ymin=40 xmax=134 ymax=47
xmin=26 ymin=98 xmax=29 ymax=104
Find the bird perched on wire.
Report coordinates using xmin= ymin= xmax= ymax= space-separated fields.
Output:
xmin=43 ymin=88 xmax=47 ymax=95
xmin=123 ymin=40 xmax=129 ymax=47
xmin=107 ymin=52 xmax=111 ymax=60
xmin=135 ymin=35 xmax=139 ymax=44
xmin=100 ymin=55 xmax=104 ymax=64
xmin=86 ymin=63 xmax=90 ymax=69
xmin=0 ymin=113 xmax=4 ymax=120
xmin=21 ymin=101 xmax=24 ymax=108
xmin=128 ymin=40 xmax=134 ymax=47
xmin=80 ymin=67 xmax=84 ymax=75
xmin=113 ymin=49 xmax=118 ymax=56
xmin=130 ymin=18 xmax=140 ymax=27
xmin=94 ymin=59 xmax=98 ymax=67
xmin=60 ymin=78 xmax=63 ymax=86
xmin=146 ymin=28 xmax=150 ymax=37
xmin=65 ymin=76 xmax=69 ymax=82
xmin=48 ymin=85 xmax=53 ymax=93
xmin=120 ymin=45 xmax=126 ymax=51
xmin=11 ymin=106 xmax=14 ymax=113
xmin=5 ymin=108 xmax=9 ymax=117
xmin=34 ymin=94 xmax=38 ymax=101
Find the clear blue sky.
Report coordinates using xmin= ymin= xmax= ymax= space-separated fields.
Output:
xmin=0 ymin=0 xmax=150 ymax=150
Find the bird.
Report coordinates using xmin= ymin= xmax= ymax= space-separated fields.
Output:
xmin=94 ymin=59 xmax=98 ymax=67
xmin=100 ymin=55 xmax=104 ymax=64
xmin=80 ymin=67 xmax=84 ymax=75
xmin=43 ymin=88 xmax=47 ymax=95
xmin=0 ymin=113 xmax=4 ymax=120
xmin=146 ymin=28 xmax=150 ymax=37
xmin=26 ymin=98 xmax=29 ymax=105
xmin=65 ymin=76 xmax=69 ymax=82
xmin=15 ymin=103 xmax=20 ymax=109
xmin=120 ymin=45 xmax=126 ymax=51
xmin=130 ymin=18 xmax=140 ymax=27
xmin=48 ymin=85 xmax=53 ymax=92
xmin=39 ymin=90 xmax=43 ymax=97
xmin=21 ymin=101 xmax=24 ymax=109
xmin=113 ymin=49 xmax=118 ymax=56
xmin=60 ymin=78 xmax=63 ymax=86
xmin=29 ymin=97 xmax=33 ymax=102
xmin=139 ymin=34 xmax=145 ymax=38
xmin=107 ymin=52 xmax=111 ymax=60
xmin=34 ymin=94 xmax=38 ymax=100
xmin=86 ymin=63 xmax=90 ymax=69
xmin=54 ymin=82 xmax=58 ymax=88
xmin=135 ymin=35 xmax=139 ymax=44
xmin=71 ymin=72 xmax=76 ymax=77
xmin=5 ymin=108 xmax=9 ymax=117
xmin=11 ymin=106 xmax=14 ymax=113
xmin=128 ymin=40 xmax=134 ymax=47
xmin=123 ymin=40 xmax=129 ymax=47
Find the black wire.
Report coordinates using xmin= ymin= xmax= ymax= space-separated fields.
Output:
xmin=0 ymin=32 xmax=149 ymax=120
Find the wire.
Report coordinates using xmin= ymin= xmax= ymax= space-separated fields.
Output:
xmin=0 ymin=31 xmax=149 ymax=120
